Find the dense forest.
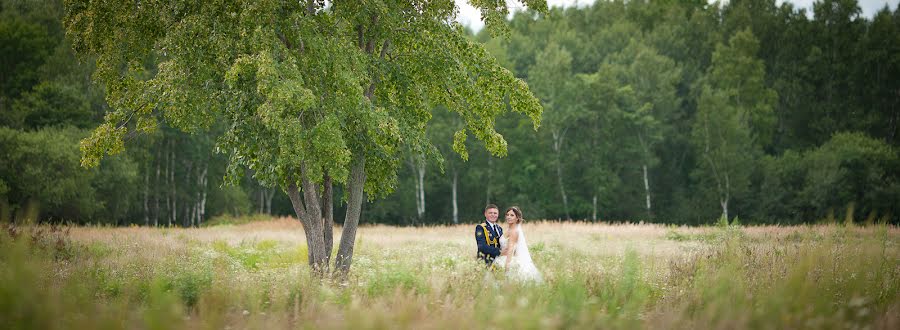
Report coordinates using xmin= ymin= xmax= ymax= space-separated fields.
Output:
xmin=1 ymin=0 xmax=898 ymax=226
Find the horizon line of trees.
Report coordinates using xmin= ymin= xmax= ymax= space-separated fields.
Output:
xmin=1 ymin=0 xmax=898 ymax=226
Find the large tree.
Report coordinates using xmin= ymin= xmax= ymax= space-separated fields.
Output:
xmin=65 ymin=0 xmax=544 ymax=276
xmin=528 ymin=41 xmax=578 ymax=219
xmin=691 ymin=29 xmax=775 ymax=220
xmin=607 ymin=40 xmax=682 ymax=219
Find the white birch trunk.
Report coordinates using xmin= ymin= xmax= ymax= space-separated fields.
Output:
xmin=722 ymin=173 xmax=731 ymax=221
xmin=417 ymin=161 xmax=425 ymax=219
xmin=191 ymin=204 xmax=197 ymax=228
xmin=408 ymin=154 xmax=425 ymax=220
xmin=552 ymin=128 xmax=570 ymax=220
xmin=143 ymin=170 xmax=149 ymax=226
xmin=199 ymin=164 xmax=208 ymax=226
xmin=191 ymin=165 xmax=199 ymax=227
xmin=721 ymin=199 xmax=729 ymax=221
xmin=165 ymin=144 xmax=171 ymax=227
xmin=451 ymin=170 xmax=458 ymax=224
xmin=183 ymin=161 xmax=191 ymax=228
xmin=265 ymin=189 xmax=274 ymax=215
xmin=154 ymin=150 xmax=160 ymax=227
xmin=642 ymin=164 xmax=652 ymax=218
xmin=170 ymin=147 xmax=176 ymax=227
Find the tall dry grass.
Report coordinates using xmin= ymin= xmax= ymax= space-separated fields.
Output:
xmin=1 ymin=220 xmax=898 ymax=329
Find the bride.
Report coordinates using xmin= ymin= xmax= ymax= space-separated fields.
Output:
xmin=494 ymin=206 xmax=543 ymax=283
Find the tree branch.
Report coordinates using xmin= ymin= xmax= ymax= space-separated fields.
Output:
xmin=357 ymin=25 xmax=364 ymax=49
xmin=364 ymin=14 xmax=379 ymax=54
xmin=277 ymin=31 xmax=293 ymax=50
xmin=300 ymin=163 xmax=321 ymax=212
xmin=379 ymin=40 xmax=390 ymax=59
xmin=286 ymin=182 xmax=308 ymax=220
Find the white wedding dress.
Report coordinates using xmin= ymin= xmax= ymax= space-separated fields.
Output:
xmin=493 ymin=225 xmax=543 ymax=283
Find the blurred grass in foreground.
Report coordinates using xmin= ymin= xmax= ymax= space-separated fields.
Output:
xmin=1 ymin=221 xmax=897 ymax=329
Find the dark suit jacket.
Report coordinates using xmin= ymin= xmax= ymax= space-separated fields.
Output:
xmin=475 ymin=221 xmax=502 ymax=265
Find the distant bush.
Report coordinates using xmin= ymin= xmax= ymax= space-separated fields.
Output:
xmin=0 ymin=127 xmax=138 ymax=224
xmin=755 ymin=132 xmax=899 ymax=224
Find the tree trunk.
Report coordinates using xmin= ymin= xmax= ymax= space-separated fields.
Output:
xmin=451 ymin=170 xmax=458 ymax=224
xmin=154 ymin=149 xmax=160 ymax=227
xmin=300 ymin=166 xmax=326 ymax=270
xmin=552 ymin=129 xmax=570 ymax=220
xmin=258 ymin=188 xmax=264 ymax=214
xmin=165 ymin=143 xmax=171 ymax=227
xmin=192 ymin=164 xmax=199 ymax=227
xmin=170 ymin=146 xmax=176 ymax=227
xmin=323 ymin=172 xmax=334 ymax=263
xmin=143 ymin=170 xmax=149 ymax=226
xmin=265 ymin=189 xmax=274 ymax=215
xmin=642 ymin=164 xmax=652 ymax=219
xmin=183 ymin=160 xmax=192 ymax=228
xmin=286 ymin=164 xmax=328 ymax=273
xmin=191 ymin=203 xmax=197 ymax=228
xmin=721 ymin=198 xmax=729 ymax=221
xmin=409 ymin=155 xmax=425 ymax=220
xmin=199 ymin=164 xmax=208 ymax=227
xmin=194 ymin=164 xmax=208 ymax=227
xmin=592 ymin=194 xmax=597 ymax=222
xmin=333 ymin=153 xmax=366 ymax=277
xmin=722 ymin=172 xmax=731 ymax=221
xmin=417 ymin=160 xmax=425 ymax=220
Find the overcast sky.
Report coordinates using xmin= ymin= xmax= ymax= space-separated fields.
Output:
xmin=454 ymin=0 xmax=900 ymax=32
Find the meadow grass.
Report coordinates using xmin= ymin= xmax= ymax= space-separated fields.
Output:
xmin=1 ymin=219 xmax=897 ymax=329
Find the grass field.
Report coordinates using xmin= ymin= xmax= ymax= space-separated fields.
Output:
xmin=2 ymin=218 xmax=898 ymax=329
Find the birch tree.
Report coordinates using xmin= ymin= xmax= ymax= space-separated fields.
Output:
xmin=608 ymin=40 xmax=681 ymax=219
xmin=528 ymin=41 xmax=578 ymax=219
xmin=691 ymin=29 xmax=775 ymax=220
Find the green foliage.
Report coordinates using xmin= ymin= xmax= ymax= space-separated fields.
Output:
xmin=0 ymin=10 xmax=54 ymax=106
xmin=801 ymin=132 xmax=899 ymax=222
xmin=753 ymin=132 xmax=899 ymax=224
xmin=204 ymin=187 xmax=253 ymax=219
xmin=11 ymin=81 xmax=93 ymax=129
xmin=0 ymin=126 xmax=138 ymax=223
xmin=705 ymin=28 xmax=777 ymax=148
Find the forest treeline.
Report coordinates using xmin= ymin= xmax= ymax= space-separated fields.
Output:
xmin=1 ymin=0 xmax=898 ymax=225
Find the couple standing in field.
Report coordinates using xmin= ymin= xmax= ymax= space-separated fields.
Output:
xmin=475 ymin=204 xmax=543 ymax=283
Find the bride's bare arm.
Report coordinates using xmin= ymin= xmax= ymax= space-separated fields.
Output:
xmin=504 ymin=231 xmax=519 ymax=268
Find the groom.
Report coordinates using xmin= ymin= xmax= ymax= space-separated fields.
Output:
xmin=475 ymin=204 xmax=503 ymax=266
